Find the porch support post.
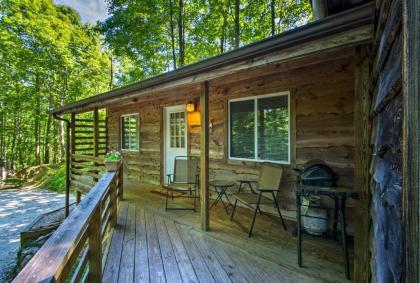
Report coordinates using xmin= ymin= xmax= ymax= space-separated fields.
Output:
xmin=353 ymin=46 xmax=372 ymax=282
xmin=200 ymin=81 xmax=210 ymax=231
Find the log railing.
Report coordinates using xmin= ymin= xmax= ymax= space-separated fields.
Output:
xmin=13 ymin=164 xmax=123 ymax=283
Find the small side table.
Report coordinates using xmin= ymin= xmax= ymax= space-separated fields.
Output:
xmin=209 ymin=180 xmax=235 ymax=213
xmin=295 ymin=184 xmax=359 ymax=280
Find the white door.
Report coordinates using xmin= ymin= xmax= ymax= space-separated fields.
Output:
xmin=164 ymin=105 xmax=188 ymax=184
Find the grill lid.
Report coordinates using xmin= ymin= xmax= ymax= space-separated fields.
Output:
xmin=295 ymin=160 xmax=339 ymax=187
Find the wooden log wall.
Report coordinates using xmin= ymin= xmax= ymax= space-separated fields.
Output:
xmin=107 ymin=48 xmax=357 ymax=230
xmin=367 ymin=0 xmax=403 ymax=282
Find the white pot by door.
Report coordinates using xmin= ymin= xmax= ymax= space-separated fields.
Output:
xmin=164 ymin=105 xmax=188 ymax=184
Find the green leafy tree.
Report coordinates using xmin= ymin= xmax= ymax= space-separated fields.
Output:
xmin=101 ymin=0 xmax=312 ymax=86
xmin=0 ymin=0 xmax=110 ymax=173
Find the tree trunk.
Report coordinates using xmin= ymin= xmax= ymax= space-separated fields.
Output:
xmin=278 ymin=0 xmax=284 ymax=32
xmin=34 ymin=74 xmax=41 ymax=165
xmin=170 ymin=0 xmax=177 ymax=69
xmin=234 ymin=0 xmax=240 ymax=48
xmin=178 ymin=0 xmax=185 ymax=67
xmin=270 ymin=0 xmax=275 ymax=36
xmin=220 ymin=15 xmax=227 ymax=53
xmin=109 ymin=56 xmax=113 ymax=90
xmin=44 ymin=112 xmax=51 ymax=164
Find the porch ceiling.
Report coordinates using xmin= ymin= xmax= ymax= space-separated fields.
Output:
xmin=52 ymin=2 xmax=373 ymax=116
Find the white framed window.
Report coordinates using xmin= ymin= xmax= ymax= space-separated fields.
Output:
xmin=228 ymin=92 xmax=290 ymax=164
xmin=121 ymin=113 xmax=139 ymax=151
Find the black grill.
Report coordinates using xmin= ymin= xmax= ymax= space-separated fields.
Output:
xmin=294 ymin=160 xmax=338 ymax=187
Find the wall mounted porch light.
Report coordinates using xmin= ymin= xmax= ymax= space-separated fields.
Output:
xmin=186 ymin=100 xmax=195 ymax=112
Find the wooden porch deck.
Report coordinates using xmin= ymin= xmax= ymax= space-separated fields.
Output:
xmin=103 ymin=181 xmax=353 ymax=283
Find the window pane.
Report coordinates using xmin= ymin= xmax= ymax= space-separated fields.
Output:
xmin=121 ymin=115 xmax=139 ymax=151
xmin=121 ymin=117 xmax=129 ymax=150
xmin=130 ymin=115 xmax=139 ymax=150
xmin=257 ymin=95 xmax=289 ymax=162
xmin=230 ymin=100 xmax=255 ymax=159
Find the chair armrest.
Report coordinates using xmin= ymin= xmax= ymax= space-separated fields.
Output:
xmin=237 ymin=180 xmax=258 ymax=183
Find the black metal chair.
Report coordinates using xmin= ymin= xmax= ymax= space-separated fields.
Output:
xmin=230 ymin=163 xmax=287 ymax=237
xmin=164 ymin=156 xmax=199 ymax=211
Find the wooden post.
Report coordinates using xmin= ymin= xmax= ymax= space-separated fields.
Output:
xmin=71 ymin=113 xmax=81 ymax=205
xmin=93 ymin=108 xmax=99 ymax=183
xmin=200 ymin=81 xmax=209 ymax=231
xmin=311 ymin=0 xmax=327 ymax=20
xmin=118 ymin=164 xmax=124 ymax=202
xmin=88 ymin=206 xmax=102 ymax=282
xmin=353 ymin=46 xmax=372 ymax=282
xmin=403 ymin=0 xmax=420 ymax=281
xmin=110 ymin=181 xmax=117 ymax=228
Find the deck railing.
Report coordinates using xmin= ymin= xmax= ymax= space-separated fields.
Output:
xmin=13 ymin=164 xmax=123 ymax=283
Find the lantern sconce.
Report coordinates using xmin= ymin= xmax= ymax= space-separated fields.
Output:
xmin=186 ymin=100 xmax=195 ymax=112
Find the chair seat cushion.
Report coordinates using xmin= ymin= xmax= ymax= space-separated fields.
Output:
xmin=232 ymin=193 xmax=274 ymax=205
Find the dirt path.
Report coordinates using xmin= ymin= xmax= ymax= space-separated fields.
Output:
xmin=0 ymin=185 xmax=74 ymax=282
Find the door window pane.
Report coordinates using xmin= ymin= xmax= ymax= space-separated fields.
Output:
xmin=230 ymin=100 xmax=255 ymax=159
xmin=169 ymin=111 xmax=186 ymax=148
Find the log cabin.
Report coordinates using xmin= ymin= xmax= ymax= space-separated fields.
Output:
xmin=13 ymin=0 xmax=420 ymax=282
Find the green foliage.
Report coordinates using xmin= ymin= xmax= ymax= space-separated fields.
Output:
xmin=41 ymin=164 xmax=66 ymax=193
xmin=0 ymin=0 xmax=312 ymax=173
xmin=105 ymin=150 xmax=122 ymax=161
xmin=0 ymin=0 xmax=111 ymax=171
xmin=3 ymin=177 xmax=26 ymax=185
xmin=101 ymin=0 xmax=312 ymax=85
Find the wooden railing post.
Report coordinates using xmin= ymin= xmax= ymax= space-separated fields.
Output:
xmin=93 ymin=108 xmax=99 ymax=183
xmin=118 ymin=164 xmax=124 ymax=201
xmin=110 ymin=180 xmax=117 ymax=228
xmin=88 ymin=206 xmax=102 ymax=282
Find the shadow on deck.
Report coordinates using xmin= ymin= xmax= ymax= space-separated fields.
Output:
xmin=103 ymin=181 xmax=353 ymax=283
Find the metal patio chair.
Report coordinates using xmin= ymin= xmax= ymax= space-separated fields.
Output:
xmin=164 ymin=156 xmax=199 ymax=211
xmin=230 ymin=163 xmax=287 ymax=237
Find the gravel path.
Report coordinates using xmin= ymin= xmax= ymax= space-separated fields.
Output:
xmin=0 ymin=186 xmax=74 ymax=282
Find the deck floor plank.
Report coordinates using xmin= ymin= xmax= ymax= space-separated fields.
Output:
xmin=187 ymin=229 xmax=233 ymax=283
xmin=118 ymin=204 xmax=136 ymax=283
xmin=190 ymin=231 xmax=249 ymax=283
xmin=103 ymin=202 xmax=129 ymax=283
xmin=154 ymin=215 xmax=183 ymax=283
xmin=145 ymin=210 xmax=166 ymax=283
xmin=134 ymin=208 xmax=150 ymax=283
xmin=164 ymin=218 xmax=199 ymax=283
xmin=175 ymin=223 xmax=216 ymax=283
xmin=103 ymin=198 xmax=349 ymax=283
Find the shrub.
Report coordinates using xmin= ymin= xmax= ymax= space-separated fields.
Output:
xmin=3 ymin=177 xmax=26 ymax=185
xmin=41 ymin=164 xmax=66 ymax=193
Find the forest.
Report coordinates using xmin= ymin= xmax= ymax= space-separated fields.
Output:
xmin=0 ymin=0 xmax=312 ymax=174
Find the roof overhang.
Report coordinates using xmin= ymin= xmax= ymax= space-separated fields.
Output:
xmin=52 ymin=1 xmax=374 ymax=115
